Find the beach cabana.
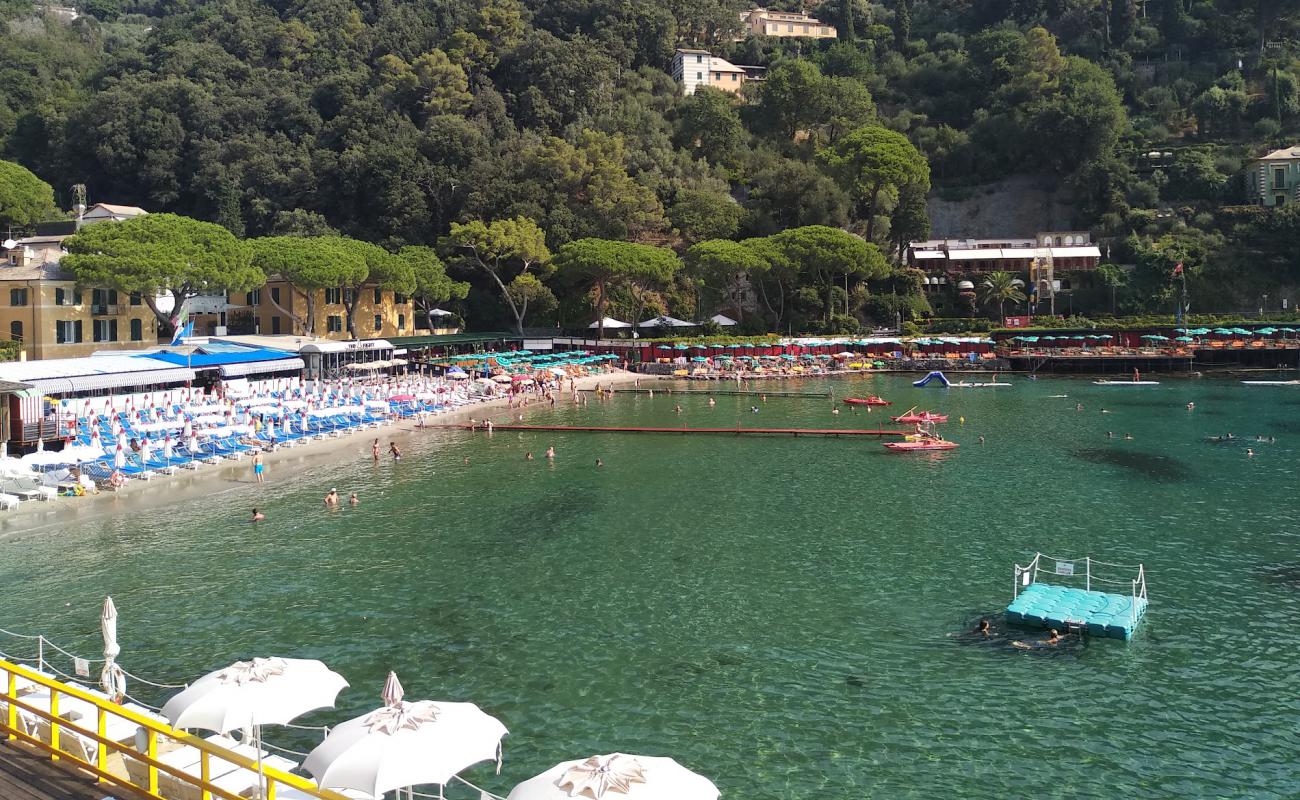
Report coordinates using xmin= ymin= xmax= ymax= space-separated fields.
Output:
xmin=709 ymin=314 xmax=738 ymax=327
xmin=588 ymin=317 xmax=632 ymax=329
xmin=637 ymin=315 xmax=694 ymax=328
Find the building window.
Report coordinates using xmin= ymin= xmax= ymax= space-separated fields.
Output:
xmin=9 ymin=320 xmax=21 ymax=341
xmin=130 ymin=318 xmax=143 ymax=341
xmin=1278 ymin=194 xmax=1287 ymax=206
xmin=395 ymin=293 xmax=408 ymax=305
xmin=91 ymin=288 xmax=118 ymax=314
xmin=731 ymin=74 xmax=737 ymax=81
xmin=696 ymin=54 xmax=702 ymax=62
xmin=129 ymin=292 xmax=142 ymax=306
xmin=373 ymin=287 xmax=382 ymax=304
xmin=374 ymin=314 xmax=383 ymax=331
xmin=9 ymin=288 xmax=27 ymax=306
xmin=327 ymin=315 xmax=343 ymax=333
xmin=55 ymin=320 xmax=75 ymax=343
xmin=397 ymin=313 xmax=405 ymax=331
xmin=247 ymin=289 xmax=261 ymax=306
xmin=271 ymin=316 xmax=281 ymax=334
xmin=271 ymin=287 xmax=281 ymax=304
xmin=93 ymin=319 xmax=118 ymax=342
xmin=325 ymin=288 xmax=342 ymax=305
xmin=1275 ymin=167 xmax=1286 ymax=189
xmin=696 ymin=72 xmax=702 ymax=81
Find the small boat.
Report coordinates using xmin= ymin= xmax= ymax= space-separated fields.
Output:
xmin=1092 ymin=380 xmax=1160 ymax=386
xmin=891 ymin=407 xmax=948 ymax=423
xmin=884 ymin=438 xmax=958 ymax=452
xmin=844 ymin=396 xmax=891 ymax=406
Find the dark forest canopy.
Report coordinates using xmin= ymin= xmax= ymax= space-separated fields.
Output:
xmin=1 ymin=0 xmax=1298 ymax=325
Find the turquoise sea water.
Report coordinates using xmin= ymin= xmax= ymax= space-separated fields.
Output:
xmin=3 ymin=375 xmax=1300 ymax=798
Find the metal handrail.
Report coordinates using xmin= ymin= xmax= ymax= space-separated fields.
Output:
xmin=1 ymin=658 xmax=347 ymax=800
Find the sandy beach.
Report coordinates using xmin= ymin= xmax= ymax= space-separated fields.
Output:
xmin=0 ymin=371 xmax=649 ymax=535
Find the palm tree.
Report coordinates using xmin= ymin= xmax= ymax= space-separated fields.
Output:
xmin=978 ymin=271 xmax=1026 ymax=320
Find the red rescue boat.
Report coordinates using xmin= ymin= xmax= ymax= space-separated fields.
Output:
xmin=843 ymin=396 xmax=892 ymax=406
xmin=890 ymin=407 xmax=949 ymax=424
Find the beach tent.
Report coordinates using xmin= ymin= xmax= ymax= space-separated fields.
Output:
xmin=637 ymin=315 xmax=695 ymax=328
xmin=709 ymin=314 xmax=738 ymax=327
xmin=588 ymin=317 xmax=632 ymax=329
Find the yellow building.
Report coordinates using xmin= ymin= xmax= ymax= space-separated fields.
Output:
xmin=228 ymin=280 xmax=419 ymax=340
xmin=742 ymin=7 xmax=838 ymax=39
xmin=0 ymin=228 xmax=160 ymax=360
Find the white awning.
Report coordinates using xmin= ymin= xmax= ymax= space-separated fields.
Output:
xmin=947 ymin=248 xmax=1005 ymax=260
xmin=637 ymin=315 xmax=695 ymax=328
xmin=911 ymin=250 xmax=946 ymax=260
xmin=1048 ymin=246 xmax=1102 ymax=258
xmin=588 ymin=317 xmax=632 ymax=329
xmin=22 ymin=367 xmax=197 ymax=395
xmin=218 ymin=358 xmax=305 ymax=378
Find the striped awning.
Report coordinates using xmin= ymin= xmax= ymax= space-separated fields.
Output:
xmin=21 ymin=367 xmax=197 ymax=395
xmin=218 ymin=358 xmax=305 ymax=378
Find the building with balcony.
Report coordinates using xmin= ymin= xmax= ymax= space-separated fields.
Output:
xmin=1249 ymin=146 xmax=1300 ymax=207
xmin=671 ymin=49 xmax=765 ymax=96
xmin=907 ymin=232 xmax=1101 ymax=274
xmin=741 ymin=7 xmax=837 ymax=39
xmin=226 ymin=282 xmax=419 ymax=341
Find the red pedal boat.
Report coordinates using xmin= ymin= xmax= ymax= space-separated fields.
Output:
xmin=844 ymin=396 xmax=891 ymax=406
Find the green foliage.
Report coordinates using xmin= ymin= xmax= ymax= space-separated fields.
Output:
xmin=668 ymin=188 xmax=743 ymax=244
xmin=817 ymin=124 xmax=930 ymax=242
xmin=976 ymin=271 xmax=1026 ymax=318
xmin=247 ymin=235 xmax=367 ymax=334
xmin=64 ymin=213 xmax=257 ymax=329
xmin=399 ymin=245 xmax=470 ymax=327
xmin=445 ymin=217 xmax=552 ymax=333
xmin=552 ymin=238 xmax=681 ymax=335
xmin=0 ymin=159 xmax=58 ymax=228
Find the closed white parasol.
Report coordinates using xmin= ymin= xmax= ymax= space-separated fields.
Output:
xmin=99 ymin=597 xmax=126 ymax=700
xmin=507 ymin=754 xmax=719 ymax=800
xmin=303 ymin=671 xmax=507 ymax=799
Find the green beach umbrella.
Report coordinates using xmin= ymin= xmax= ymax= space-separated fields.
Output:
xmin=1175 ymin=336 xmax=1194 ymax=342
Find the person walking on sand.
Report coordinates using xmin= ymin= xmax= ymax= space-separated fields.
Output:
xmin=252 ymin=451 xmax=265 ymax=484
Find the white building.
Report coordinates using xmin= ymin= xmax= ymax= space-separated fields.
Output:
xmin=671 ymin=49 xmax=764 ymax=96
xmin=741 ymin=7 xmax=838 ymax=39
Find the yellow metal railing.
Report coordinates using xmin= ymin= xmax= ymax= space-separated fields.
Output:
xmin=0 ymin=658 xmax=348 ymax=800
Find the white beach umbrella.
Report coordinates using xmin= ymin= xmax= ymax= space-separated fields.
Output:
xmin=139 ymin=438 xmax=153 ymax=464
xmin=35 ymin=437 xmax=44 ymax=453
xmin=164 ymin=657 xmax=348 ymax=797
xmin=114 ymin=444 xmax=126 ymax=470
xmin=100 ymin=597 xmax=126 ymax=699
xmin=163 ymin=434 xmax=174 ymax=461
xmin=302 ymin=671 xmax=507 ymax=799
xmin=507 ymin=754 xmax=719 ymax=800
xmin=0 ymin=441 xmax=6 ymax=460
xmin=188 ymin=433 xmax=199 ymax=455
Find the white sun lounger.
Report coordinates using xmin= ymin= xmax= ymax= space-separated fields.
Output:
xmin=0 ymin=493 xmax=19 ymax=510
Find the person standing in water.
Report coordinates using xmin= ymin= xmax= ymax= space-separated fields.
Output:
xmin=372 ymin=439 xmax=381 ymax=462
xmin=545 ymin=446 xmax=555 ymax=459
xmin=389 ymin=442 xmax=402 ymax=461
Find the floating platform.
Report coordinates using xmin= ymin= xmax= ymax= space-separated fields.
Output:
xmin=1093 ymin=380 xmax=1161 ymax=386
xmin=1006 ymin=553 xmax=1149 ymax=641
xmin=1006 ymin=583 xmax=1148 ymax=640
xmin=435 ymin=423 xmax=911 ymax=437
xmin=582 ymin=388 xmax=832 ymax=398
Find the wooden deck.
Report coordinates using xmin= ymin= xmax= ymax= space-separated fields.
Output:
xmin=432 ymin=423 xmax=912 ymax=437
xmin=0 ymin=740 xmax=130 ymax=800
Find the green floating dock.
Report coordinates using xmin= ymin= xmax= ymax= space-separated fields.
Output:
xmin=1006 ymin=554 xmax=1149 ymax=641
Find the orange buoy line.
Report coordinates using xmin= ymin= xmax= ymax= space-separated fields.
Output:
xmin=427 ymin=423 xmax=911 ymax=437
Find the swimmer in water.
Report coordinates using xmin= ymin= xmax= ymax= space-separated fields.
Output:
xmin=675 ymin=404 xmax=682 ymax=415
xmin=525 ymin=452 xmax=534 ymax=460
xmin=1123 ymin=433 xmax=1133 ymax=440
xmin=1247 ymin=448 xmax=1255 ymax=457
xmin=1076 ymin=403 xmax=1083 ymax=411
xmin=978 ymin=435 xmax=985 ymax=445
xmin=251 ymin=508 xmax=265 ymax=522
xmin=832 ymin=407 xmax=840 ymax=415
xmin=1107 ymin=431 xmax=1114 ymax=438
xmin=708 ymin=397 xmax=716 ymax=407
xmin=977 ymin=619 xmax=991 ymax=637
xmin=1187 ymin=402 xmax=1195 ymax=411
xmin=595 ymin=458 xmax=604 ymax=467
xmin=545 ymin=446 xmax=555 ymax=459
xmin=751 ymin=406 xmax=759 ymax=413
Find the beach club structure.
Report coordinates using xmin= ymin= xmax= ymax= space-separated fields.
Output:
xmin=0 ymin=600 xmax=721 ymax=800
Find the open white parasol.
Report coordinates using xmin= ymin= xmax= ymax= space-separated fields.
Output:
xmin=303 ymin=671 xmax=507 ymax=799
xmin=163 ymin=657 xmax=348 ymax=798
xmin=507 ymin=754 xmax=719 ymax=800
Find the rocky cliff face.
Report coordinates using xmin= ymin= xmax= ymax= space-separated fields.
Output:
xmin=927 ymin=175 xmax=1078 ymax=238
